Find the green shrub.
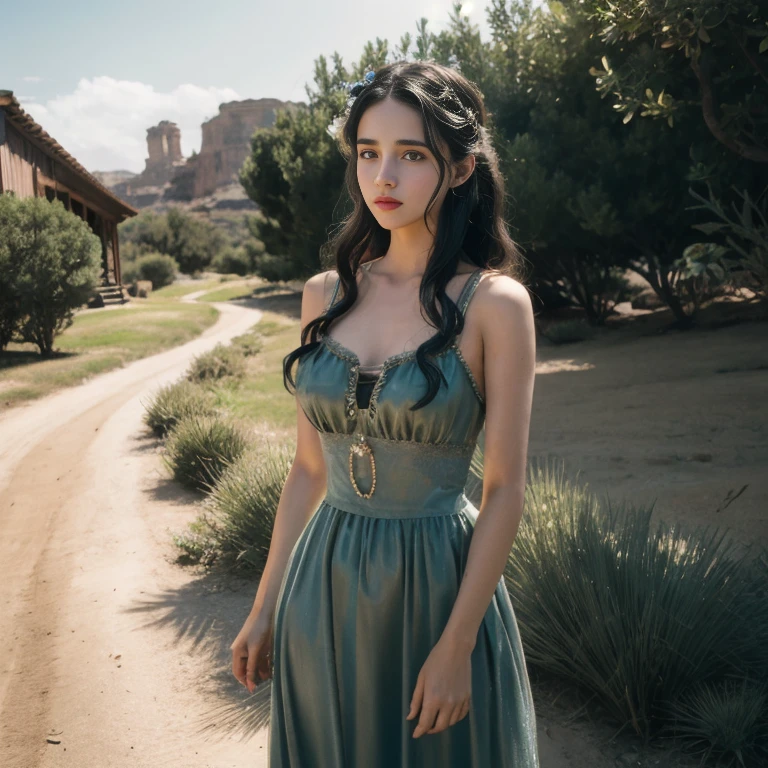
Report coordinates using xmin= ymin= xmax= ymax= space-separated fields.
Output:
xmin=141 ymin=379 xmax=219 ymax=437
xmin=542 ymin=318 xmax=597 ymax=344
xmin=211 ymin=245 xmax=251 ymax=276
xmin=230 ymin=329 xmax=264 ymax=357
xmin=0 ymin=193 xmax=101 ymax=354
xmin=502 ymin=458 xmax=768 ymax=740
xmin=121 ymin=260 xmax=140 ymax=285
xmin=162 ymin=415 xmax=251 ymax=492
xmin=119 ymin=240 xmax=154 ymax=263
xmin=172 ymin=516 xmax=217 ymax=565
xmin=665 ymin=678 xmax=768 ymax=767
xmin=117 ymin=207 xmax=225 ymax=275
xmin=174 ymin=440 xmax=295 ymax=573
xmin=134 ymin=252 xmax=178 ymax=289
xmin=186 ymin=343 xmax=247 ymax=382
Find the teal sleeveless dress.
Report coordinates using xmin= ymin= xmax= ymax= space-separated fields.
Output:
xmin=269 ymin=266 xmax=540 ymax=767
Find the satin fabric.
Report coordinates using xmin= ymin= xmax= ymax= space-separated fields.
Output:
xmin=269 ymin=268 xmax=540 ymax=767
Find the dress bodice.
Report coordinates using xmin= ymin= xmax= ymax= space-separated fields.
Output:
xmin=295 ymin=265 xmax=486 ymax=446
xmin=293 ymin=265 xmax=487 ymax=513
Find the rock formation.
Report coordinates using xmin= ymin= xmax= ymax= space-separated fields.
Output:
xmin=97 ymin=98 xmax=304 ymax=209
xmin=191 ymin=98 xmax=301 ymax=198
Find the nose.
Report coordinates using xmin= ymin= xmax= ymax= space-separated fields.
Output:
xmin=373 ymin=155 xmax=398 ymax=190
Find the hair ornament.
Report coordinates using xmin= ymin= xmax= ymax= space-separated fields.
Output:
xmin=327 ymin=70 xmax=376 ymax=140
xmin=347 ymin=70 xmax=376 ymax=105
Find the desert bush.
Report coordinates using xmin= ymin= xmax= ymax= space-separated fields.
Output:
xmin=173 ymin=440 xmax=295 ymax=574
xmin=664 ymin=678 xmax=768 ymax=767
xmin=500 ymin=458 xmax=768 ymax=743
xmin=121 ymin=260 xmax=140 ymax=285
xmin=211 ymin=245 xmax=251 ymax=276
xmin=162 ymin=414 xmax=251 ymax=492
xmin=186 ymin=343 xmax=247 ymax=382
xmin=118 ymin=207 xmax=225 ymax=275
xmin=141 ymin=379 xmax=219 ymax=438
xmin=230 ymin=329 xmax=264 ymax=358
xmin=0 ymin=193 xmax=101 ymax=354
xmin=133 ymin=252 xmax=178 ymax=289
xmin=119 ymin=240 xmax=155 ymax=263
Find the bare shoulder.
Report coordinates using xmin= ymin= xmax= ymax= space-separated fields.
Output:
xmin=476 ymin=272 xmax=533 ymax=316
xmin=301 ymin=270 xmax=337 ymax=330
xmin=475 ymin=273 xmax=535 ymax=346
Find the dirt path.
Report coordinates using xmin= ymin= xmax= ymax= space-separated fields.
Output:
xmin=0 ymin=294 xmax=272 ymax=767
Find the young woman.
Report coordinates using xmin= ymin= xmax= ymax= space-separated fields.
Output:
xmin=231 ymin=60 xmax=539 ymax=767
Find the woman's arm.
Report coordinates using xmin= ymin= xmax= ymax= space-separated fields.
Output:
xmin=408 ymin=274 xmax=537 ymax=737
xmin=440 ymin=274 xmax=536 ymax=649
xmin=232 ymin=272 xmax=333 ymax=691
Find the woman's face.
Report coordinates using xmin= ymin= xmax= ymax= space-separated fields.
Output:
xmin=356 ymin=96 xmax=462 ymax=233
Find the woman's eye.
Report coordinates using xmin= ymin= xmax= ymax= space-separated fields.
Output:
xmin=358 ymin=150 xmax=424 ymax=161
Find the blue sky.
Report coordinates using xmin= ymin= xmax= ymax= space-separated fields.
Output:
xmin=3 ymin=0 xmax=498 ymax=174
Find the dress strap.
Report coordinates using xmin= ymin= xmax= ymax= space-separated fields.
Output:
xmin=324 ymin=273 xmax=342 ymax=312
xmin=324 ymin=262 xmax=377 ymax=312
xmin=456 ymin=268 xmax=485 ymax=317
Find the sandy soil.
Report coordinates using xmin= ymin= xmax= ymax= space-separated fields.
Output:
xmin=0 ymin=288 xmax=763 ymax=767
xmin=0 ymin=293 xmax=269 ymax=768
xmin=526 ymin=309 xmax=768 ymax=556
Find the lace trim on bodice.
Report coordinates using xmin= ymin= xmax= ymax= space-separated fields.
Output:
xmin=319 ymin=265 xmax=487 ymax=417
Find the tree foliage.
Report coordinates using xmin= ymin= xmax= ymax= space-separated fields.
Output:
xmin=238 ymin=0 xmax=767 ymax=322
xmin=118 ymin=207 xmax=225 ymax=275
xmin=0 ymin=193 xmax=102 ymax=355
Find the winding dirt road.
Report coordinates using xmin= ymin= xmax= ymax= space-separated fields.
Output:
xmin=0 ymin=294 xmax=272 ymax=767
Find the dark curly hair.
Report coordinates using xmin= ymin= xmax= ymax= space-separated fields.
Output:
xmin=283 ymin=59 xmax=526 ymax=410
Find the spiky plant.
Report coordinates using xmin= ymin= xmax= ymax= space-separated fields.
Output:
xmin=162 ymin=414 xmax=251 ymax=492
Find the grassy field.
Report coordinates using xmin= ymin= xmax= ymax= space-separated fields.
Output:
xmin=195 ymin=283 xmax=265 ymax=302
xmin=0 ymin=287 xmax=225 ymax=409
xmin=0 ymin=271 xmax=306 ymax=432
xmin=147 ymin=280 xmax=226 ymax=299
xmin=216 ymin=311 xmax=299 ymax=442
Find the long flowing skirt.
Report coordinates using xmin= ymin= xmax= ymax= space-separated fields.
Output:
xmin=268 ymin=498 xmax=540 ymax=767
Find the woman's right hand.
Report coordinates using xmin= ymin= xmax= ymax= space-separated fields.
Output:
xmin=231 ymin=612 xmax=274 ymax=693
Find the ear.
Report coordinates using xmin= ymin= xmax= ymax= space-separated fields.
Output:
xmin=451 ymin=154 xmax=476 ymax=189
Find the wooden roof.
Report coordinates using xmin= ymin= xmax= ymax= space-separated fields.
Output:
xmin=0 ymin=89 xmax=139 ymax=217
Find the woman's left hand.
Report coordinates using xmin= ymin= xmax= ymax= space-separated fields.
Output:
xmin=406 ymin=637 xmax=472 ymax=738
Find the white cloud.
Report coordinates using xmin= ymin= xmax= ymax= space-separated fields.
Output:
xmin=18 ymin=76 xmax=241 ymax=174
xmin=22 ymin=75 xmax=42 ymax=83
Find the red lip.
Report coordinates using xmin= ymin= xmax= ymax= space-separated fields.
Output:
xmin=374 ymin=196 xmax=402 ymax=204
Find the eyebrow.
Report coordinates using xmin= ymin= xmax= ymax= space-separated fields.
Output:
xmin=356 ymin=138 xmax=429 ymax=148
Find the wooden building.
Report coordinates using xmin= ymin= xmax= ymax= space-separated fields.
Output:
xmin=0 ymin=89 xmax=138 ymax=291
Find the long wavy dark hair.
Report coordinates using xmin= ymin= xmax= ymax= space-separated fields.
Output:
xmin=283 ymin=59 xmax=526 ymax=410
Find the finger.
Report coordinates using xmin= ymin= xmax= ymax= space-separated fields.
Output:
xmin=427 ymin=705 xmax=453 ymax=734
xmin=447 ymin=702 xmax=465 ymax=727
xmin=412 ymin=703 xmax=438 ymax=738
xmin=232 ymin=646 xmax=247 ymax=685
xmin=406 ymin=673 xmax=424 ymax=721
xmin=257 ymin=645 xmax=273 ymax=681
xmin=245 ymin=646 xmax=258 ymax=693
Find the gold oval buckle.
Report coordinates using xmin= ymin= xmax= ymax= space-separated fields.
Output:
xmin=348 ymin=434 xmax=376 ymax=498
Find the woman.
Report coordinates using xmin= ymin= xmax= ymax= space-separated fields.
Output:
xmin=231 ymin=60 xmax=539 ymax=767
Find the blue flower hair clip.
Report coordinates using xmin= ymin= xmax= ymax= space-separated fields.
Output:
xmin=349 ymin=70 xmax=376 ymax=96
xmin=327 ymin=70 xmax=376 ymax=140
xmin=347 ymin=70 xmax=376 ymax=104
